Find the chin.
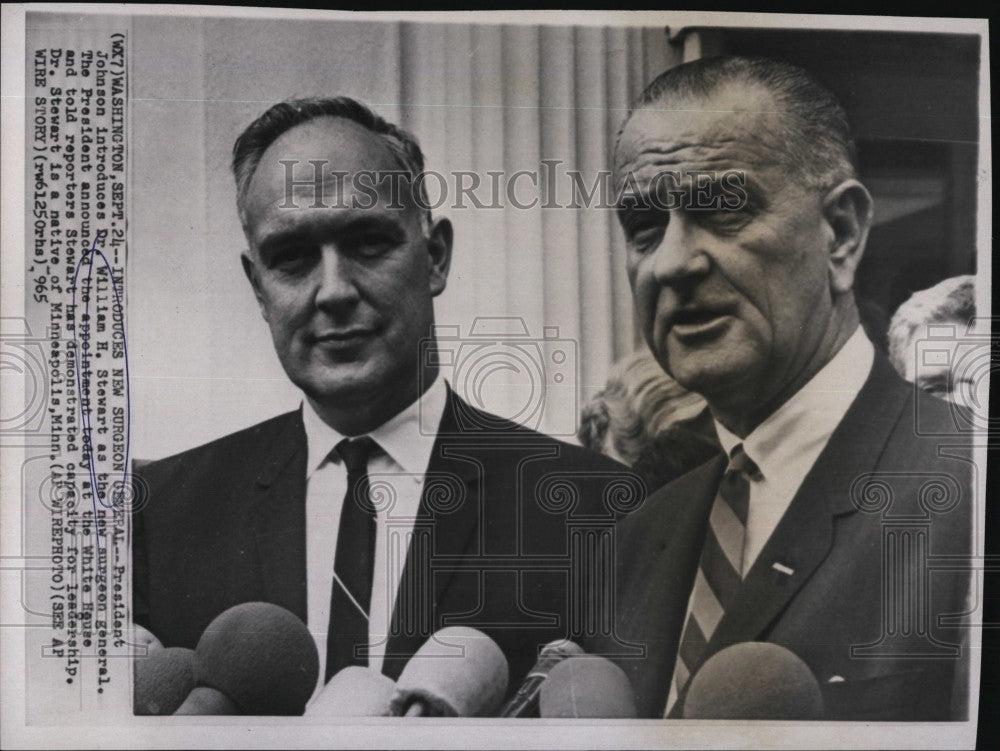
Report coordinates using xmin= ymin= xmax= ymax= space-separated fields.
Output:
xmin=667 ymin=331 xmax=761 ymax=381
xmin=669 ymin=359 xmax=754 ymax=399
xmin=288 ymin=362 xmax=372 ymax=399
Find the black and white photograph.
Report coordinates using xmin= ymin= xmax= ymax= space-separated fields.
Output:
xmin=0 ymin=6 xmax=991 ymax=750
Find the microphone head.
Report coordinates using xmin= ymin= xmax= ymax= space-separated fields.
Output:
xmin=134 ymin=647 xmax=196 ymax=715
xmin=132 ymin=624 xmax=164 ymax=653
xmin=539 ymin=656 xmax=637 ymax=718
xmin=194 ymin=602 xmax=319 ymax=715
xmin=499 ymin=639 xmax=586 ymax=718
xmin=683 ymin=642 xmax=825 ymax=719
xmin=389 ymin=627 xmax=509 ymax=717
xmin=306 ymin=666 xmax=395 ymax=717
xmin=537 ymin=639 xmax=586 ymax=663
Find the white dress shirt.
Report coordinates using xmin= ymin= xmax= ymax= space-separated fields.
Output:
xmin=302 ymin=376 xmax=448 ymax=699
xmin=666 ymin=328 xmax=876 ymax=716
xmin=713 ymin=327 xmax=875 ymax=574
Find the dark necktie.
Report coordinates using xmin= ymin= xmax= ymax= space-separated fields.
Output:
xmin=325 ymin=436 xmax=378 ymax=682
xmin=665 ymin=443 xmax=760 ymax=716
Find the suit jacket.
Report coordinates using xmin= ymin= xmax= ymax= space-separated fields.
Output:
xmin=597 ymin=355 xmax=973 ymax=720
xmin=133 ymin=387 xmax=634 ymax=694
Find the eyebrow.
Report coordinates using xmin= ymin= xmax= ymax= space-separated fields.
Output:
xmin=615 ymin=172 xmax=765 ymax=218
xmin=255 ymin=213 xmax=407 ymax=253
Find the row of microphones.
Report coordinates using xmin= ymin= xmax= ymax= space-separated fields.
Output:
xmin=134 ymin=601 xmax=824 ymax=719
xmin=135 ymin=602 xmax=319 ymax=715
xmin=525 ymin=641 xmax=824 ymax=719
xmin=310 ymin=633 xmax=638 ymax=718
xmin=308 ymin=634 xmax=640 ymax=718
xmin=135 ymin=606 xmax=512 ymax=717
xmin=308 ymin=625 xmax=510 ymax=717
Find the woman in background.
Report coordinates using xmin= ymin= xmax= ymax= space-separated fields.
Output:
xmin=579 ymin=350 xmax=720 ymax=492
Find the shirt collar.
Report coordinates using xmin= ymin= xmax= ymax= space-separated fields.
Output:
xmin=302 ymin=375 xmax=449 ymax=478
xmin=714 ymin=327 xmax=875 ymax=477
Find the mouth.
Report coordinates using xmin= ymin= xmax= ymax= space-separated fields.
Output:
xmin=667 ymin=307 xmax=734 ymax=340
xmin=311 ymin=328 xmax=376 ymax=346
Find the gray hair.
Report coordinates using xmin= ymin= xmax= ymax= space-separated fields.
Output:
xmin=618 ymin=55 xmax=858 ymax=190
xmin=578 ymin=349 xmax=707 ymax=466
xmin=888 ymin=275 xmax=976 ymax=374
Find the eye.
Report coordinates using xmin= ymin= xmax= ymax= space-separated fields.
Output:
xmin=695 ymin=205 xmax=751 ymax=233
xmin=268 ymin=244 xmax=316 ymax=272
xmin=623 ymin=213 xmax=667 ymax=252
xmin=350 ymin=232 xmax=400 ymax=258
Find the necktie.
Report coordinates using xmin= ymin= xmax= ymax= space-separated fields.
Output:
xmin=664 ymin=444 xmax=760 ymax=716
xmin=326 ymin=436 xmax=378 ymax=682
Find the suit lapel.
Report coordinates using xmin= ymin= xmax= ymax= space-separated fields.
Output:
xmin=704 ymin=355 xmax=909 ymax=656
xmin=619 ymin=455 xmax=727 ymax=630
xmin=382 ymin=387 xmax=482 ymax=677
xmin=249 ymin=409 xmax=309 ymax=621
xmin=243 ymin=393 xmax=482 ymax=677
xmin=615 ymin=454 xmax=727 ymax=716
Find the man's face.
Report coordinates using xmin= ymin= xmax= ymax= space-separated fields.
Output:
xmin=241 ymin=117 xmax=451 ymax=410
xmin=616 ymin=88 xmax=840 ymax=412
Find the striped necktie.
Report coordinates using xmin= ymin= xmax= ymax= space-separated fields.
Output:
xmin=664 ymin=443 xmax=760 ymax=717
xmin=325 ymin=436 xmax=378 ymax=682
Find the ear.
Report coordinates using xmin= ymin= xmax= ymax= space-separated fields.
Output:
xmin=822 ymin=179 xmax=874 ymax=295
xmin=241 ymin=250 xmax=270 ymax=323
xmin=425 ymin=217 xmax=454 ymax=297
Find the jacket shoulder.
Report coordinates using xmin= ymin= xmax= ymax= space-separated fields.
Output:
xmin=135 ymin=410 xmax=302 ymax=492
xmin=445 ymin=393 xmax=629 ymax=472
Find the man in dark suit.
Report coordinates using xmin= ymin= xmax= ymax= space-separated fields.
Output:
xmin=132 ymin=97 xmax=633 ymax=708
xmin=603 ymin=57 xmax=973 ymax=720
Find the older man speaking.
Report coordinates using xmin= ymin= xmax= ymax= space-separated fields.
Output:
xmin=606 ymin=57 xmax=972 ymax=721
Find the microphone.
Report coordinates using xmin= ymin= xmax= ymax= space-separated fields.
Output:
xmin=134 ymin=646 xmax=196 ymax=715
xmin=539 ymin=656 xmax=637 ymax=718
xmin=682 ymin=642 xmax=825 ymax=719
xmin=305 ymin=666 xmax=396 ymax=717
xmin=174 ymin=602 xmax=319 ymax=715
xmin=132 ymin=623 xmax=163 ymax=653
xmin=388 ymin=627 xmax=509 ymax=717
xmin=499 ymin=639 xmax=584 ymax=717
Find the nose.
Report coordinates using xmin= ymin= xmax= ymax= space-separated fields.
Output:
xmin=650 ymin=215 xmax=710 ymax=286
xmin=314 ymin=245 xmax=360 ymax=310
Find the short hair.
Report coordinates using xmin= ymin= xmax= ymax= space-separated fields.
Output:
xmin=578 ymin=349 xmax=707 ymax=466
xmin=231 ymin=96 xmax=431 ymax=228
xmin=619 ymin=55 xmax=857 ymax=190
xmin=888 ymin=275 xmax=976 ymax=374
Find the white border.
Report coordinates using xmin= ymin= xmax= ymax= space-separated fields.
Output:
xmin=0 ymin=5 xmax=989 ymax=750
